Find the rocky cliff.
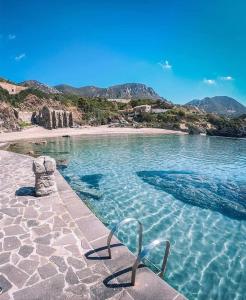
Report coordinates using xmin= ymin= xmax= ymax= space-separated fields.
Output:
xmin=0 ymin=102 xmax=20 ymax=132
xmin=0 ymin=91 xmax=81 ymax=131
xmin=206 ymin=114 xmax=246 ymax=137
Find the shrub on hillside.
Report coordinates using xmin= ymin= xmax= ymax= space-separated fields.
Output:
xmin=0 ymin=87 xmax=10 ymax=102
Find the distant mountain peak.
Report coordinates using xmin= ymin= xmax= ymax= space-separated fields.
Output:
xmin=186 ymin=96 xmax=246 ymax=117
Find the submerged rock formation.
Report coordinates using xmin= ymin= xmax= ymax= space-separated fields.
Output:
xmin=33 ymin=156 xmax=57 ymax=196
xmin=32 ymin=106 xmax=73 ymax=129
xmin=137 ymin=170 xmax=246 ymax=220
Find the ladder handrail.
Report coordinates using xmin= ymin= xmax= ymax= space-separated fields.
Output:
xmin=107 ymin=217 xmax=143 ymax=259
xmin=106 ymin=219 xmax=170 ymax=286
xmin=131 ymin=239 xmax=170 ymax=285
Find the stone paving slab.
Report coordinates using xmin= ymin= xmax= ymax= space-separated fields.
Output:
xmin=0 ymin=150 xmax=186 ymax=300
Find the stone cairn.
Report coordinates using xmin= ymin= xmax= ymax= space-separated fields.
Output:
xmin=31 ymin=106 xmax=73 ymax=130
xmin=33 ymin=156 xmax=57 ymax=196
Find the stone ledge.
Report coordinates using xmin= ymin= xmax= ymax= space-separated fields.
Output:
xmin=56 ymin=171 xmax=186 ymax=300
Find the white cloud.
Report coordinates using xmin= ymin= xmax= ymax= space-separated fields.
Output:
xmin=220 ymin=76 xmax=233 ymax=81
xmin=203 ymin=78 xmax=216 ymax=85
xmin=15 ymin=53 xmax=26 ymax=61
xmin=8 ymin=34 xmax=16 ymax=40
xmin=158 ymin=60 xmax=172 ymax=70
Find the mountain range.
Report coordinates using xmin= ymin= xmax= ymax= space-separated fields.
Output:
xmin=1 ymin=78 xmax=246 ymax=116
xmin=186 ymin=96 xmax=246 ymax=117
xmin=18 ymin=80 xmax=164 ymax=100
xmin=54 ymin=83 xmax=163 ymax=100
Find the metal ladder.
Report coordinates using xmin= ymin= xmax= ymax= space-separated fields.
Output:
xmin=106 ymin=218 xmax=171 ymax=286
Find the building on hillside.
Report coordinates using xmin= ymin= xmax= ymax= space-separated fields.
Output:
xmin=107 ymin=98 xmax=131 ymax=104
xmin=0 ymin=82 xmax=27 ymax=95
xmin=133 ymin=105 xmax=152 ymax=113
xmin=151 ymin=108 xmax=170 ymax=113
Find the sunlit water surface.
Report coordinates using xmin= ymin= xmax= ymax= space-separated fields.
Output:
xmin=11 ymin=135 xmax=246 ymax=300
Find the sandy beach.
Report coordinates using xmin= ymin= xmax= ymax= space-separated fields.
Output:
xmin=0 ymin=125 xmax=186 ymax=143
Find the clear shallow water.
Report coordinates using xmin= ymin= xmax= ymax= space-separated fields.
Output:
xmin=11 ymin=135 xmax=246 ymax=299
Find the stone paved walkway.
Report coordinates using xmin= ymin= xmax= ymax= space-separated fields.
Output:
xmin=0 ymin=150 xmax=186 ymax=300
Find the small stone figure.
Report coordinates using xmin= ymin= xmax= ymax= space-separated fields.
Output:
xmin=33 ymin=156 xmax=57 ymax=196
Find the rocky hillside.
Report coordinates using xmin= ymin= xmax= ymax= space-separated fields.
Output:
xmin=55 ymin=83 xmax=165 ymax=100
xmin=54 ymin=85 xmax=103 ymax=97
xmin=20 ymin=80 xmax=61 ymax=94
xmin=0 ymin=76 xmax=245 ymax=137
xmin=0 ymin=86 xmax=83 ymax=132
xmin=0 ymin=101 xmax=20 ymax=131
xmin=186 ymin=96 xmax=246 ymax=117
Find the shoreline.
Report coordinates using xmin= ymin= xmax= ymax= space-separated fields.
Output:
xmin=0 ymin=125 xmax=187 ymax=143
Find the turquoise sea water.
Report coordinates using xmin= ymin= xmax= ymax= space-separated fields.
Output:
xmin=15 ymin=135 xmax=246 ymax=299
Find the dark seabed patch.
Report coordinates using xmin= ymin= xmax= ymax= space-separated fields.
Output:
xmin=57 ymin=165 xmax=68 ymax=171
xmin=137 ymin=170 xmax=246 ymax=220
xmin=61 ymin=174 xmax=103 ymax=201
xmin=77 ymin=190 xmax=102 ymax=201
xmin=80 ymin=174 xmax=104 ymax=190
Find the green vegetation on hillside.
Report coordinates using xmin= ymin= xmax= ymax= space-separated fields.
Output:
xmin=19 ymin=120 xmax=31 ymax=128
xmin=130 ymin=98 xmax=172 ymax=109
xmin=206 ymin=113 xmax=246 ymax=137
xmin=0 ymin=87 xmax=50 ymax=107
xmin=11 ymin=89 xmax=49 ymax=106
xmin=134 ymin=107 xmax=203 ymax=130
xmin=0 ymin=86 xmax=245 ymax=137
xmin=0 ymin=87 xmax=10 ymax=102
xmin=77 ymin=98 xmax=125 ymax=125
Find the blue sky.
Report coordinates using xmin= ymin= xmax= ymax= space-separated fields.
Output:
xmin=0 ymin=0 xmax=246 ymax=104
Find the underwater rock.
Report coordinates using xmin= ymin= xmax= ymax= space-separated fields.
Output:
xmin=137 ymin=170 xmax=246 ymax=220
xmin=80 ymin=174 xmax=103 ymax=190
